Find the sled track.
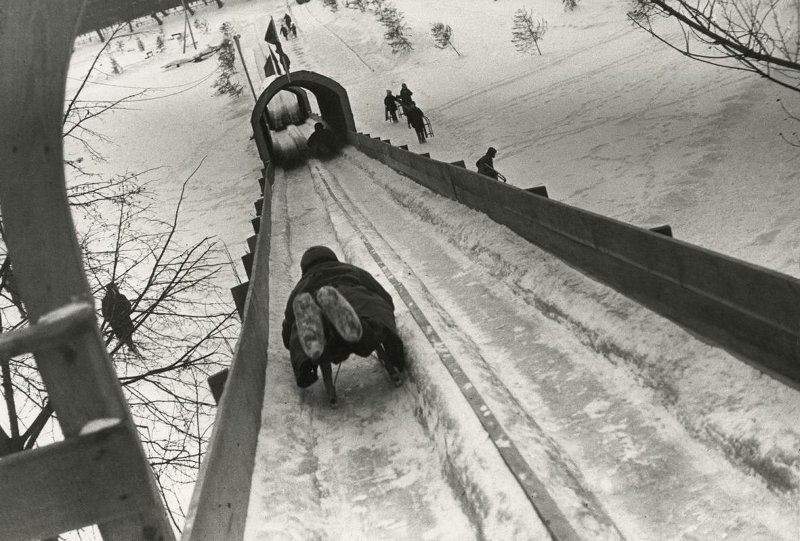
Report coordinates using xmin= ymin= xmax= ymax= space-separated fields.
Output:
xmin=307 ymin=161 xmax=624 ymax=541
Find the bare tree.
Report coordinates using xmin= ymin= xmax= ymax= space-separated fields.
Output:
xmin=629 ymin=0 xmax=800 ymax=94
xmin=512 ymin=8 xmax=548 ymax=55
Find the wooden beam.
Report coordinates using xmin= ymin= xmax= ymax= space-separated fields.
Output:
xmin=0 ymin=2 xmax=174 ymax=539
xmin=0 ymin=423 xmax=164 ymax=540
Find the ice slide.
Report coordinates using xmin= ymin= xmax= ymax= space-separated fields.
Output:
xmin=242 ymin=147 xmax=800 ymax=540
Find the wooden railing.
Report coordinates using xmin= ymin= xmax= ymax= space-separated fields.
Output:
xmin=350 ymin=132 xmax=800 ymax=387
xmin=0 ymin=1 xmax=174 ymax=539
xmin=182 ymin=166 xmax=273 ymax=540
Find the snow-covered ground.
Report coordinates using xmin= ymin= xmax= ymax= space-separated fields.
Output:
xmin=63 ymin=0 xmax=800 ymax=537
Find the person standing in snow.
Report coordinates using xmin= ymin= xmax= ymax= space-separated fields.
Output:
xmin=476 ymin=147 xmax=504 ymax=182
xmin=101 ymin=282 xmax=141 ymax=357
xmin=280 ymin=24 xmax=289 ymax=39
xmin=282 ymin=246 xmax=405 ymax=407
xmin=397 ymin=83 xmax=414 ymax=126
xmin=290 ymin=22 xmax=297 ymax=38
xmin=405 ymin=101 xmax=427 ymax=144
xmin=384 ymin=90 xmax=399 ymax=122
xmin=283 ymin=13 xmax=292 ymax=28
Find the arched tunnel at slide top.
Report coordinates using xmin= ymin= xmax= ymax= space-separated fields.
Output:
xmin=250 ymin=70 xmax=356 ymax=166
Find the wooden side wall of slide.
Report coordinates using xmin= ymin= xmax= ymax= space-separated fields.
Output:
xmin=349 ymin=133 xmax=800 ymax=387
xmin=183 ymin=165 xmax=273 ymax=541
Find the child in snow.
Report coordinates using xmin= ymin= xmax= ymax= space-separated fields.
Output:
xmin=405 ymin=101 xmax=427 ymax=144
xmin=476 ymin=147 xmax=504 ymax=182
xmin=384 ymin=90 xmax=399 ymax=122
xmin=282 ymin=246 xmax=405 ymax=407
xmin=306 ymin=122 xmax=338 ymax=158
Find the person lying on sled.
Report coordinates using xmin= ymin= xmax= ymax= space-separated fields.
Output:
xmin=281 ymin=246 xmax=405 ymax=407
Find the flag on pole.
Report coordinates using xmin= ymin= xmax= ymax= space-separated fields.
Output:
xmin=264 ymin=16 xmax=291 ymax=79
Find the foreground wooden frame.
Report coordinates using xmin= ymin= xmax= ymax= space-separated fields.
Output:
xmin=0 ymin=1 xmax=173 ymax=539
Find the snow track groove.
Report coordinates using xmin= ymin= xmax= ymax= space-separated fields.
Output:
xmin=307 ymin=162 xmax=619 ymax=541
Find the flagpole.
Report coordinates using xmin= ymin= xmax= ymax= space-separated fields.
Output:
xmin=233 ymin=34 xmax=258 ymax=102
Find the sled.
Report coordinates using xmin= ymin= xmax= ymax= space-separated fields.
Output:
xmin=422 ymin=115 xmax=434 ymax=137
xmin=375 ymin=343 xmax=403 ymax=387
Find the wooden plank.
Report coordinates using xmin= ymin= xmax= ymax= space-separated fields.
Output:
xmin=0 ymin=423 xmax=164 ymax=541
xmin=183 ymin=167 xmax=274 ymax=541
xmin=0 ymin=2 xmax=174 ymax=539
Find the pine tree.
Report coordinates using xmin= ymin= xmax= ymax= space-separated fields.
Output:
xmin=213 ymin=26 xmax=243 ymax=97
xmin=380 ymin=4 xmax=413 ymax=53
xmin=511 ymin=9 xmax=547 ymax=55
xmin=155 ymin=32 xmax=165 ymax=53
xmin=109 ymin=55 xmax=123 ymax=74
xmin=431 ymin=22 xmax=460 ymax=56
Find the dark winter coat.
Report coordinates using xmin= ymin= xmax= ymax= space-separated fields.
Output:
xmin=102 ymin=287 xmax=136 ymax=339
xmin=306 ymin=126 xmax=337 ymax=156
xmin=282 ymin=247 xmax=397 ymax=350
xmin=384 ymin=95 xmax=398 ymax=111
xmin=406 ymin=105 xmax=425 ymax=130
xmin=476 ymin=154 xmax=498 ymax=179
xmin=399 ymin=87 xmax=413 ymax=106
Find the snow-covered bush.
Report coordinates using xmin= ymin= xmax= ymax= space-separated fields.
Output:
xmin=323 ymin=0 xmax=339 ymax=11
xmin=193 ymin=18 xmax=210 ymax=34
xmin=563 ymin=0 xmax=579 ymax=11
xmin=431 ymin=22 xmax=460 ymax=56
xmin=136 ymin=36 xmax=145 ymax=51
xmin=155 ymin=32 xmax=166 ymax=52
xmin=511 ymin=8 xmax=547 ymax=55
xmin=346 ymin=0 xmax=369 ymax=11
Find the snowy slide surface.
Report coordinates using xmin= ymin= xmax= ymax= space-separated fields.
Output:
xmin=245 ymin=149 xmax=800 ymax=540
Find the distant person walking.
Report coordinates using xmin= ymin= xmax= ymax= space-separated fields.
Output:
xmin=283 ymin=13 xmax=292 ymax=28
xmin=280 ymin=24 xmax=289 ymax=39
xmin=290 ymin=22 xmax=297 ymax=38
xmin=384 ymin=90 xmax=399 ymax=123
xmin=476 ymin=147 xmax=505 ymax=182
xmin=406 ymin=101 xmax=427 ymax=144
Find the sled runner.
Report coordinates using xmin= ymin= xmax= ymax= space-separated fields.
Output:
xmin=422 ymin=115 xmax=434 ymax=137
xmin=375 ymin=343 xmax=403 ymax=387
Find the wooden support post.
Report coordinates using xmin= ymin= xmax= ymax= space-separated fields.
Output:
xmin=419 ymin=152 xmax=430 ymax=158
xmin=649 ymin=225 xmax=673 ymax=237
xmin=241 ymin=252 xmax=254 ymax=279
xmin=254 ymin=198 xmax=264 ymax=216
xmin=524 ymin=186 xmax=549 ymax=198
xmin=398 ymin=144 xmax=408 ymax=151
xmin=0 ymin=2 xmax=174 ymax=538
xmin=207 ymin=369 xmax=229 ymax=404
xmin=251 ymin=217 xmax=261 ymax=234
xmin=449 ymin=160 xmax=466 ymax=168
xmin=231 ymin=282 xmax=250 ymax=320
xmin=247 ymin=235 xmax=257 ymax=252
